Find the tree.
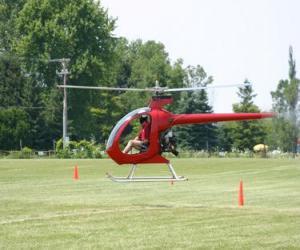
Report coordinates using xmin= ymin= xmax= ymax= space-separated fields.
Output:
xmin=271 ymin=46 xmax=299 ymax=153
xmin=0 ymin=53 xmax=33 ymax=149
xmin=175 ymin=65 xmax=217 ymax=151
xmin=0 ymin=108 xmax=30 ymax=150
xmin=9 ymin=0 xmax=118 ymax=145
xmin=1 ymin=0 xmax=187 ymax=147
xmin=0 ymin=53 xmax=31 ymax=107
xmin=228 ymin=80 xmax=268 ymax=151
xmin=0 ymin=0 xmax=26 ymax=51
xmin=114 ymin=39 xmax=186 ymax=113
xmin=89 ymin=93 xmax=123 ymax=143
xmin=217 ymin=122 xmax=235 ymax=152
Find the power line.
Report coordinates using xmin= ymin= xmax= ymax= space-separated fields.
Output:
xmin=0 ymin=54 xmax=52 ymax=63
xmin=0 ymin=106 xmax=56 ymax=110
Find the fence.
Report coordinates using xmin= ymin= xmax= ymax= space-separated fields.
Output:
xmin=0 ymin=150 xmax=298 ymax=159
xmin=0 ymin=150 xmax=56 ymax=159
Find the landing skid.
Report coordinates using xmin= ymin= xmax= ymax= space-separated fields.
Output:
xmin=106 ymin=163 xmax=188 ymax=183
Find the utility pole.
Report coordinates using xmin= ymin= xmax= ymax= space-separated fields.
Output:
xmin=49 ymin=58 xmax=70 ymax=148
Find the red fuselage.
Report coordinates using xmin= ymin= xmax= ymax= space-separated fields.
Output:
xmin=106 ymin=96 xmax=274 ymax=165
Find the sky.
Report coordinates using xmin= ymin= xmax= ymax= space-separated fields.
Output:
xmin=101 ymin=0 xmax=300 ymax=112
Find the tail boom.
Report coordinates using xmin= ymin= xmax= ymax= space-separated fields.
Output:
xmin=172 ymin=113 xmax=274 ymax=126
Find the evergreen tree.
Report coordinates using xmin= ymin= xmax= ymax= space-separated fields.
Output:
xmin=176 ymin=65 xmax=217 ymax=151
xmin=0 ymin=53 xmax=30 ymax=107
xmin=0 ymin=53 xmax=31 ymax=149
xmin=230 ymin=80 xmax=268 ymax=151
xmin=217 ymin=122 xmax=235 ymax=152
xmin=271 ymin=46 xmax=299 ymax=153
xmin=0 ymin=108 xmax=30 ymax=150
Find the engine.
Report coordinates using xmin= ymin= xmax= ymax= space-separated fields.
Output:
xmin=160 ymin=130 xmax=179 ymax=156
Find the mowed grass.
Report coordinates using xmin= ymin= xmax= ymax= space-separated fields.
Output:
xmin=0 ymin=158 xmax=299 ymax=249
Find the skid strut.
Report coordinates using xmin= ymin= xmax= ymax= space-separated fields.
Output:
xmin=106 ymin=163 xmax=188 ymax=183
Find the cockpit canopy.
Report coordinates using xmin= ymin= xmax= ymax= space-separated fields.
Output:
xmin=106 ymin=107 xmax=151 ymax=150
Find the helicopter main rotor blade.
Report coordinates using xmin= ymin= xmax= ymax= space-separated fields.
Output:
xmin=57 ymin=85 xmax=153 ymax=92
xmin=57 ymin=82 xmax=251 ymax=94
xmin=163 ymin=83 xmax=251 ymax=92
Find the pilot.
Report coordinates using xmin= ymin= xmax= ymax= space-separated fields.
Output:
xmin=122 ymin=115 xmax=151 ymax=154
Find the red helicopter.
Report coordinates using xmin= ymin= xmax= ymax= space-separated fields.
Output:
xmin=59 ymin=81 xmax=274 ymax=182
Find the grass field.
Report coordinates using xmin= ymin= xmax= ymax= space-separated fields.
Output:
xmin=0 ymin=158 xmax=299 ymax=249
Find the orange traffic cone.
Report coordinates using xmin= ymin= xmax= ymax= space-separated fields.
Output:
xmin=73 ymin=165 xmax=79 ymax=180
xmin=238 ymin=178 xmax=244 ymax=207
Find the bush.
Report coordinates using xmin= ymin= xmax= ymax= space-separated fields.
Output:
xmin=6 ymin=147 xmax=34 ymax=159
xmin=55 ymin=139 xmax=104 ymax=159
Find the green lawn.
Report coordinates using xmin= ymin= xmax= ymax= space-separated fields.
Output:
xmin=0 ymin=158 xmax=299 ymax=249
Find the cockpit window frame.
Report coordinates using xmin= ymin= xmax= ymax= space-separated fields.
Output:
xmin=106 ymin=107 xmax=151 ymax=150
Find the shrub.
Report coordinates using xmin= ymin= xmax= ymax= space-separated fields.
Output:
xmin=55 ymin=139 xmax=103 ymax=159
xmin=7 ymin=146 xmax=33 ymax=159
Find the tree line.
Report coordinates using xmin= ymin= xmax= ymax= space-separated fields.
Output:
xmin=0 ymin=0 xmax=299 ymax=153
